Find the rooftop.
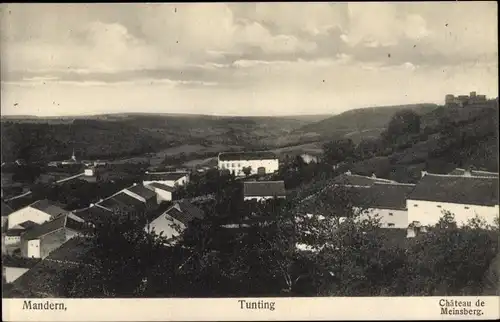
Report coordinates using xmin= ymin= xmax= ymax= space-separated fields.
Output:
xmin=96 ymin=198 xmax=121 ymax=210
xmin=447 ymin=168 xmax=499 ymax=178
xmin=165 ymin=200 xmax=205 ymax=225
xmin=98 ymin=192 xmax=145 ymax=211
xmin=219 ymin=151 xmax=278 ymax=161
xmin=409 ymin=173 xmax=499 ymax=206
xmin=347 ymin=183 xmax=416 ymax=210
xmin=112 ymin=192 xmax=146 ymax=208
xmin=243 ymin=180 xmax=286 ymax=197
xmin=125 ymin=184 xmax=156 ymax=200
xmin=29 ymin=199 xmax=67 ymax=217
xmin=144 ymin=172 xmax=188 ymax=181
xmin=6 ymin=237 xmax=93 ymax=298
xmin=18 ymin=220 xmax=39 ymax=229
xmin=331 ymin=173 xmax=396 ymax=187
xmin=5 ymin=228 xmax=25 ymax=236
xmin=2 ymin=255 xmax=41 ymax=269
xmin=72 ymin=206 xmax=111 ymax=224
xmin=147 ymin=182 xmax=176 ymax=192
xmin=21 ymin=215 xmax=85 ymax=241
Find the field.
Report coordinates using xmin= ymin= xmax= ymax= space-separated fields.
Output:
xmin=1 ymin=114 xmax=330 ymax=164
xmin=110 ymin=144 xmax=242 ymax=166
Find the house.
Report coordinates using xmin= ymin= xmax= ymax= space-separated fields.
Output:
xmin=5 ymin=237 xmax=93 ymax=297
xmin=20 ymin=214 xmax=85 ymax=259
xmin=3 ymin=266 xmax=30 ymax=284
xmin=2 ymin=256 xmax=40 ymax=283
xmin=3 ymin=220 xmax=39 ymax=248
xmin=95 ymin=191 xmax=146 ymax=213
xmin=145 ymin=182 xmax=177 ymax=204
xmin=4 ymin=229 xmax=25 ymax=246
xmin=123 ymin=183 xmax=157 ymax=209
xmin=72 ymin=205 xmax=111 ymax=225
xmin=218 ymin=151 xmax=279 ymax=177
xmin=7 ymin=199 xmax=68 ymax=230
xmin=84 ymin=167 xmax=95 ymax=177
xmin=347 ymin=182 xmax=416 ymax=229
xmin=407 ymin=171 xmax=499 ymax=228
xmin=81 ymin=166 xmax=101 ymax=182
xmin=145 ymin=200 xmax=204 ymax=242
xmin=243 ymin=181 xmax=286 ymax=201
xmin=331 ymin=172 xmax=397 ymax=187
xmin=143 ymin=171 xmax=190 ymax=187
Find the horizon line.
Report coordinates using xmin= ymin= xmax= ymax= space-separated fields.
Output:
xmin=0 ymin=102 xmax=444 ymax=119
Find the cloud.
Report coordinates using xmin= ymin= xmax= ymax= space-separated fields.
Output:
xmin=234 ymin=3 xmax=347 ymax=36
xmin=342 ymin=3 xmax=431 ymax=47
xmin=0 ymin=3 xmax=497 ymax=116
xmin=2 ymin=3 xmax=320 ymax=76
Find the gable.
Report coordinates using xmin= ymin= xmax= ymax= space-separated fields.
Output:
xmin=9 ymin=207 xmax=53 ymax=222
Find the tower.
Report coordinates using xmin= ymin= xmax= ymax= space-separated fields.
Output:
xmin=71 ymin=149 xmax=76 ymax=162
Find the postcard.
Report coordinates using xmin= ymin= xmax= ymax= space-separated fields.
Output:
xmin=1 ymin=2 xmax=499 ymax=321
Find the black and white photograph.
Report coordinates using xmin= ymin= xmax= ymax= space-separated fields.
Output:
xmin=1 ymin=2 xmax=499 ymax=320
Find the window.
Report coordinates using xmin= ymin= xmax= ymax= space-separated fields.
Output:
xmin=437 ymin=205 xmax=442 ymax=208
xmin=414 ymin=204 xmax=418 ymax=207
xmin=387 ymin=223 xmax=395 ymax=227
xmin=464 ymin=206 xmax=470 ymax=210
xmin=389 ymin=213 xmax=394 ymax=216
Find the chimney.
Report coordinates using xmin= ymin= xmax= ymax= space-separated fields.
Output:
xmin=345 ymin=170 xmax=352 ymax=176
xmin=371 ymin=173 xmax=377 ymax=178
xmin=421 ymin=171 xmax=428 ymax=178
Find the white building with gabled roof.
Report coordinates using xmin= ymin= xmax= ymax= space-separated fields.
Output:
xmin=407 ymin=171 xmax=499 ymax=230
xmin=143 ymin=171 xmax=189 ymax=187
xmin=218 ymin=151 xmax=279 ymax=177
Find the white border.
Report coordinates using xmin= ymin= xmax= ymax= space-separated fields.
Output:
xmin=3 ymin=296 xmax=500 ymax=321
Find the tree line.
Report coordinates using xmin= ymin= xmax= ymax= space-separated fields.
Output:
xmin=6 ymin=182 xmax=497 ymax=298
xmin=316 ymin=106 xmax=498 ymax=183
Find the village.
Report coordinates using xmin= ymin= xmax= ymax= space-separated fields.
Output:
xmin=1 ymin=138 xmax=498 ymax=296
xmin=1 ymin=2 xmax=498 ymax=302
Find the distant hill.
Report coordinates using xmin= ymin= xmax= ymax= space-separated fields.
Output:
xmin=1 ymin=112 xmax=331 ymax=123
xmin=0 ymin=113 xmax=329 ymax=163
xmin=349 ymin=103 xmax=499 ymax=182
xmin=295 ymin=104 xmax=439 ymax=139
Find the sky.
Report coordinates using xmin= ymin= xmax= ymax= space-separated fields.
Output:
xmin=1 ymin=2 xmax=498 ymax=117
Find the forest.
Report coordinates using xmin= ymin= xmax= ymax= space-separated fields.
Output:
xmin=313 ymin=105 xmax=499 ymax=183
